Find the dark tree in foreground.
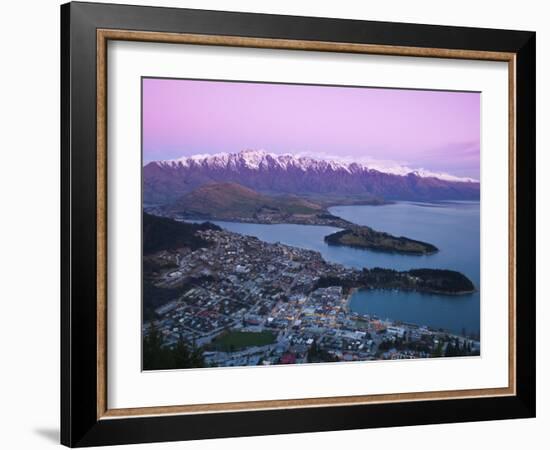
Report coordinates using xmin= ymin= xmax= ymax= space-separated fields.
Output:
xmin=143 ymin=323 xmax=205 ymax=370
xmin=307 ymin=340 xmax=339 ymax=363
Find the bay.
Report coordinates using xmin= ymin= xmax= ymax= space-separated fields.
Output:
xmin=332 ymin=201 xmax=480 ymax=336
xmin=191 ymin=200 xmax=480 ymax=335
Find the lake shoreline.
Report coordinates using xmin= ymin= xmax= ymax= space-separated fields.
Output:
xmin=344 ymin=287 xmax=359 ymax=313
xmin=174 ymin=211 xmax=440 ymax=256
xmin=173 ymin=200 xmax=480 ymax=335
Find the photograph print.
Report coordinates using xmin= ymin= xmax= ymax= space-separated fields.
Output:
xmin=142 ymin=77 xmax=481 ymax=370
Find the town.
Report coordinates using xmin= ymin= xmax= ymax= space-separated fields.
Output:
xmin=143 ymin=227 xmax=480 ymax=368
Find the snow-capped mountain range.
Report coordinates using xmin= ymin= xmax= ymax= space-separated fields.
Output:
xmin=157 ymin=150 xmax=476 ymax=182
xmin=144 ymin=149 xmax=480 ymax=204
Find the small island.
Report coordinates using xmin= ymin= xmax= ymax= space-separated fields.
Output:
xmin=324 ymin=228 xmax=438 ymax=255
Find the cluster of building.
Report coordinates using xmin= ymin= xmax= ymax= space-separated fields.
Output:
xmin=144 ymin=229 xmax=480 ymax=367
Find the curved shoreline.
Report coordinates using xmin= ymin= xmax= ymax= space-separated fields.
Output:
xmin=344 ymin=287 xmax=358 ymax=314
xmin=325 ymin=240 xmax=439 ymax=256
xmin=346 ymin=287 xmax=479 ymax=336
xmin=352 ymin=286 xmax=476 ymax=297
xmin=324 ymin=228 xmax=439 ymax=255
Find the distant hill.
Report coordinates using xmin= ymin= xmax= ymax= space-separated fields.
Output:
xmin=144 ymin=149 xmax=480 ymax=204
xmin=167 ymin=182 xmax=323 ymax=220
xmin=143 ymin=212 xmax=220 ymax=254
xmin=149 ymin=184 xmax=443 ymax=257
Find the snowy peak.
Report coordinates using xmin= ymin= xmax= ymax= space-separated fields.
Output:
xmin=155 ymin=149 xmax=475 ymax=183
xmin=144 ymin=149 xmax=480 ymax=204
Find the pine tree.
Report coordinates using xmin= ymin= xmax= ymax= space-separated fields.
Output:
xmin=143 ymin=324 xmax=205 ymax=370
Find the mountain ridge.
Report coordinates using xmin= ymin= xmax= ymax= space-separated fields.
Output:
xmin=167 ymin=182 xmax=323 ymax=219
xmin=144 ymin=149 xmax=480 ymax=204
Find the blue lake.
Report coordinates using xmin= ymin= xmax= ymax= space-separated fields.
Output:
xmin=194 ymin=201 xmax=480 ymax=335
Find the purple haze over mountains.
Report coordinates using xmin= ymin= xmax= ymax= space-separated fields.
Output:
xmin=143 ymin=150 xmax=480 ymax=204
xmin=143 ymin=78 xmax=480 ymax=180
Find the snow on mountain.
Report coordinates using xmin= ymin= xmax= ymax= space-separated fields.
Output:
xmin=157 ymin=149 xmax=476 ymax=183
xmin=144 ymin=149 xmax=480 ymax=204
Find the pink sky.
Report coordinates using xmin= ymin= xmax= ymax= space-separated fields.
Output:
xmin=143 ymin=78 xmax=480 ymax=179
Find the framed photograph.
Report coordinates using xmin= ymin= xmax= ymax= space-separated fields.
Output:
xmin=61 ymin=2 xmax=536 ymax=447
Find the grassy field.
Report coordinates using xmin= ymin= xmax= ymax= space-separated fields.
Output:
xmin=207 ymin=331 xmax=276 ymax=352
